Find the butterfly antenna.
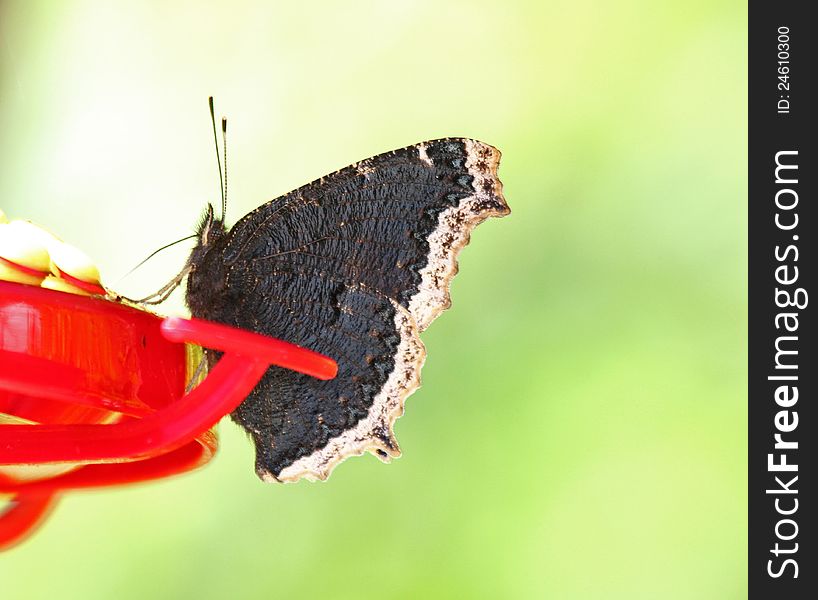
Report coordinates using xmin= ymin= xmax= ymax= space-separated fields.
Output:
xmin=117 ymin=234 xmax=198 ymax=283
xmin=222 ymin=116 xmax=228 ymax=223
xmin=209 ymin=96 xmax=225 ymax=213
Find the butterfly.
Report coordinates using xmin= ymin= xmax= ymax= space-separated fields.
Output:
xmin=184 ymin=137 xmax=509 ymax=482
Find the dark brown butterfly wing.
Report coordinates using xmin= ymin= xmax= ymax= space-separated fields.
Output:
xmin=186 ymin=138 xmax=508 ymax=481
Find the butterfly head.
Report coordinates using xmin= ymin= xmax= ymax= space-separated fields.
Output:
xmin=195 ymin=203 xmax=226 ymax=247
xmin=185 ymin=203 xmax=228 ymax=319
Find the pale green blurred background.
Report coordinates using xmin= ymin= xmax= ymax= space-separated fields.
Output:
xmin=0 ymin=1 xmax=746 ymax=598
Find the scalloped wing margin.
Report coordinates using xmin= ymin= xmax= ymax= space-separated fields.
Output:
xmin=267 ymin=138 xmax=509 ymax=482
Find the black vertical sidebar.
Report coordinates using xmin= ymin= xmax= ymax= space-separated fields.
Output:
xmin=749 ymin=1 xmax=816 ymax=597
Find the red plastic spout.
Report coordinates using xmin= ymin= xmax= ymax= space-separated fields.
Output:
xmin=0 ymin=317 xmax=336 ymax=464
xmin=161 ymin=317 xmax=338 ymax=380
xmin=0 ymin=284 xmax=338 ymax=550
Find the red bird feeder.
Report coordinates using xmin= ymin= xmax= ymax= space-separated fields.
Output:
xmin=0 ymin=274 xmax=337 ymax=550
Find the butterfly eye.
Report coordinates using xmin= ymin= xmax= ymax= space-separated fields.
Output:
xmin=196 ymin=204 xmax=217 ymax=246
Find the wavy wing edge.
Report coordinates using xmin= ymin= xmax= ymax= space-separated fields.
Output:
xmin=262 ymin=138 xmax=509 ymax=483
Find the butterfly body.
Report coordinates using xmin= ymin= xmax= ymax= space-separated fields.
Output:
xmin=185 ymin=138 xmax=508 ymax=482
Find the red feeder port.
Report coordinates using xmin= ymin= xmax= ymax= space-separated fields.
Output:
xmin=0 ymin=280 xmax=337 ymax=550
